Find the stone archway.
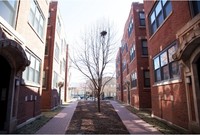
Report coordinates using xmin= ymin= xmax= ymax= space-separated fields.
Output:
xmin=0 ymin=26 xmax=30 ymax=133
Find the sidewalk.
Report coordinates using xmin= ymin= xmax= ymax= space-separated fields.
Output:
xmin=36 ymin=100 xmax=160 ymax=134
xmin=110 ymin=101 xmax=160 ymax=134
xmin=36 ymin=101 xmax=78 ymax=134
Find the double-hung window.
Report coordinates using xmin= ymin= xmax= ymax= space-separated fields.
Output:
xmin=56 ymin=17 xmax=61 ymax=36
xmin=130 ymin=44 xmax=135 ymax=61
xmin=53 ymin=71 xmax=58 ymax=88
xmin=42 ymin=71 xmax=46 ymax=88
xmin=139 ymin=12 xmax=145 ymax=26
xmin=23 ymin=51 xmax=41 ymax=84
xmin=29 ymin=0 xmax=45 ymax=38
xmin=63 ymin=59 xmax=66 ymax=73
xmin=54 ymin=43 xmax=59 ymax=61
xmin=153 ymin=43 xmax=179 ymax=83
xmin=149 ymin=0 xmax=172 ymax=35
xmin=144 ymin=70 xmax=150 ymax=87
xmin=0 ymin=0 xmax=17 ymax=27
xmin=122 ymin=59 xmax=126 ymax=71
xmin=131 ymin=72 xmax=137 ymax=88
xmin=191 ymin=1 xmax=200 ymax=16
xmin=128 ymin=18 xmax=134 ymax=37
xmin=141 ymin=39 xmax=148 ymax=55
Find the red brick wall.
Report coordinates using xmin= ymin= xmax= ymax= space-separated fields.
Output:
xmin=41 ymin=1 xmax=58 ymax=110
xmin=117 ymin=3 xmax=151 ymax=109
xmin=17 ymin=86 xmax=41 ymax=124
xmin=144 ymin=1 xmax=191 ymax=129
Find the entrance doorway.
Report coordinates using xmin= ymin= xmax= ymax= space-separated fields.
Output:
xmin=0 ymin=55 xmax=11 ymax=130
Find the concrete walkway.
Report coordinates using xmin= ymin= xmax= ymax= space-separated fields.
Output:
xmin=36 ymin=101 xmax=78 ymax=134
xmin=110 ymin=101 xmax=160 ymax=134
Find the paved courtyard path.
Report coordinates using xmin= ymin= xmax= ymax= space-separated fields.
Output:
xmin=110 ymin=101 xmax=160 ymax=134
xmin=36 ymin=100 xmax=160 ymax=134
xmin=36 ymin=101 xmax=78 ymax=134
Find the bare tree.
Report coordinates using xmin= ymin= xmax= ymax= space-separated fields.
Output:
xmin=70 ymin=20 xmax=116 ymax=112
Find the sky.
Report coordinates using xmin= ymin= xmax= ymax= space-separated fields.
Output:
xmin=58 ymin=0 xmax=143 ymax=86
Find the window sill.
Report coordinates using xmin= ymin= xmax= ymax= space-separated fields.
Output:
xmin=130 ymin=87 xmax=137 ymax=90
xmin=28 ymin=22 xmax=44 ymax=43
xmin=21 ymin=80 xmax=40 ymax=88
xmin=153 ymin=78 xmax=182 ymax=86
xmin=141 ymin=55 xmax=148 ymax=58
xmin=139 ymin=26 xmax=146 ymax=29
xmin=129 ymin=57 xmax=136 ymax=64
xmin=143 ymin=87 xmax=151 ymax=89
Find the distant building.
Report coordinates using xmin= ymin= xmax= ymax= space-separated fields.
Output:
xmin=41 ymin=1 xmax=68 ymax=110
xmin=144 ymin=0 xmax=200 ymax=132
xmin=0 ymin=0 xmax=49 ymax=133
xmin=116 ymin=2 xmax=151 ymax=109
xmin=116 ymin=48 xmax=123 ymax=101
xmin=101 ymin=77 xmax=116 ymax=98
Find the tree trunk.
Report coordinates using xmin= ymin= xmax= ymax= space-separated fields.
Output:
xmin=97 ymin=92 xmax=101 ymax=112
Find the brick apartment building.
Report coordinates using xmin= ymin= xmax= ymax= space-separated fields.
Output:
xmin=41 ymin=1 xmax=68 ymax=110
xmin=144 ymin=0 xmax=200 ymax=132
xmin=116 ymin=2 xmax=151 ymax=109
xmin=116 ymin=48 xmax=123 ymax=101
xmin=0 ymin=0 xmax=49 ymax=133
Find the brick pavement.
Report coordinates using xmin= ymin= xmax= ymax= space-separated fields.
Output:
xmin=36 ymin=101 xmax=78 ymax=134
xmin=110 ymin=100 xmax=160 ymax=134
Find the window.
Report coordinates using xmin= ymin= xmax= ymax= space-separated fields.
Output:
xmin=130 ymin=44 xmax=135 ymax=61
xmin=141 ymin=39 xmax=148 ymax=55
xmin=192 ymin=1 xmax=200 ymax=16
xmin=22 ymin=51 xmax=41 ymax=84
xmin=60 ymin=61 xmax=62 ymax=74
xmin=131 ymin=72 xmax=137 ymax=88
xmin=144 ymin=70 xmax=150 ymax=87
xmin=53 ymin=71 xmax=58 ymax=88
xmin=153 ymin=43 xmax=179 ymax=83
xmin=63 ymin=59 xmax=66 ymax=72
xmin=48 ymin=11 xmax=51 ymax=25
xmin=128 ymin=18 xmax=134 ymax=37
xmin=42 ymin=71 xmax=46 ymax=87
xmin=29 ymin=0 xmax=45 ymax=38
xmin=139 ymin=12 xmax=145 ymax=26
xmin=121 ymin=42 xmax=128 ymax=53
xmin=122 ymin=59 xmax=126 ymax=71
xmin=54 ymin=43 xmax=59 ymax=61
xmin=149 ymin=0 xmax=172 ymax=35
xmin=56 ymin=17 xmax=61 ymax=36
xmin=45 ymin=40 xmax=48 ymax=55
xmin=0 ymin=0 xmax=17 ymax=27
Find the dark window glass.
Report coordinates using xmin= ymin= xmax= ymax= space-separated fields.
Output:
xmin=149 ymin=0 xmax=172 ymax=35
xmin=131 ymin=72 xmax=137 ymax=88
xmin=0 ymin=0 xmax=17 ymax=26
xmin=157 ymin=13 xmax=164 ymax=27
xmin=169 ymin=62 xmax=180 ymax=78
xmin=153 ymin=43 xmax=180 ymax=83
xmin=142 ymin=40 xmax=148 ymax=55
xmin=139 ymin=12 xmax=145 ymax=26
xmin=164 ymin=1 xmax=172 ymax=17
xmin=144 ymin=70 xmax=150 ymax=87
xmin=155 ymin=69 xmax=161 ymax=82
xmin=162 ymin=65 xmax=170 ymax=80
xmin=192 ymin=1 xmax=200 ymax=16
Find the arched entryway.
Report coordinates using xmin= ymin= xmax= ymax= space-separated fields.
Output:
xmin=0 ymin=55 xmax=11 ymax=130
xmin=0 ymin=26 xmax=30 ymax=132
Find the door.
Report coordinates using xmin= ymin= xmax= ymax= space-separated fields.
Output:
xmin=0 ymin=55 xmax=11 ymax=130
